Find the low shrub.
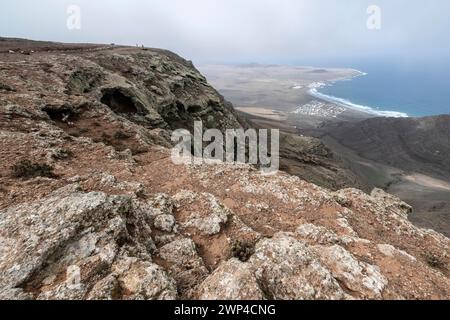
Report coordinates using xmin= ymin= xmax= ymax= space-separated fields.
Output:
xmin=230 ymin=239 xmax=255 ymax=262
xmin=425 ymin=253 xmax=446 ymax=270
xmin=114 ymin=130 xmax=131 ymax=140
xmin=51 ymin=148 xmax=73 ymax=160
xmin=11 ymin=160 xmax=56 ymax=179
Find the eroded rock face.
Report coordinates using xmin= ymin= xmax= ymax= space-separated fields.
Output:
xmin=0 ymin=185 xmax=174 ymax=300
xmin=0 ymin=40 xmax=449 ymax=300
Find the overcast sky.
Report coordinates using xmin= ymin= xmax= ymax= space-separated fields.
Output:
xmin=2 ymin=0 xmax=450 ymax=65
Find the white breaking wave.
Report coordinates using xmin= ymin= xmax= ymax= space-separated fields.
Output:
xmin=307 ymin=74 xmax=409 ymax=118
xmin=351 ymin=69 xmax=368 ymax=76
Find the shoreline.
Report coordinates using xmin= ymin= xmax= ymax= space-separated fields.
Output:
xmin=307 ymin=72 xmax=409 ymax=118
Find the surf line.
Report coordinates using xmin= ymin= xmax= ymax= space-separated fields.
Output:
xmin=306 ymin=74 xmax=408 ymax=118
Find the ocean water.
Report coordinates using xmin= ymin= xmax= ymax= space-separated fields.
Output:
xmin=309 ymin=60 xmax=450 ymax=117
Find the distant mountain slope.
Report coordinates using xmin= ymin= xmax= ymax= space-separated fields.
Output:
xmin=322 ymin=116 xmax=450 ymax=180
xmin=308 ymin=115 xmax=450 ymax=236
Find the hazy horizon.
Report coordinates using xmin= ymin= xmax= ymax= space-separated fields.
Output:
xmin=2 ymin=0 xmax=450 ymax=66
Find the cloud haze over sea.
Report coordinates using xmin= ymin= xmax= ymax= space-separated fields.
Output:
xmin=2 ymin=0 xmax=450 ymax=64
xmin=3 ymin=0 xmax=450 ymax=116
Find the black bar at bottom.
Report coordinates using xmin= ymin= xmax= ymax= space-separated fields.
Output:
xmin=0 ymin=300 xmax=447 ymax=319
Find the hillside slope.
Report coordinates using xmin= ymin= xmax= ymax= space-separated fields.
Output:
xmin=322 ymin=116 xmax=450 ymax=180
xmin=308 ymin=116 xmax=450 ymax=236
xmin=0 ymin=39 xmax=449 ymax=300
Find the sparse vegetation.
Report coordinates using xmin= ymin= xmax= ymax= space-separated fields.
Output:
xmin=114 ymin=130 xmax=131 ymax=140
xmin=230 ymin=239 xmax=255 ymax=262
xmin=425 ymin=252 xmax=446 ymax=270
xmin=101 ymin=133 xmax=111 ymax=141
xmin=39 ymin=62 xmax=53 ymax=73
xmin=11 ymin=160 xmax=56 ymax=179
xmin=0 ymin=83 xmax=15 ymax=92
xmin=333 ymin=194 xmax=352 ymax=207
xmin=51 ymin=148 xmax=73 ymax=160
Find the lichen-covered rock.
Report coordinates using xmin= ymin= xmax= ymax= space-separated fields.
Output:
xmin=197 ymin=259 xmax=264 ymax=300
xmin=312 ymin=245 xmax=388 ymax=299
xmin=0 ymin=186 xmax=125 ymax=290
xmin=86 ymin=275 xmax=119 ymax=300
xmin=249 ymin=233 xmax=347 ymax=300
xmin=154 ymin=214 xmax=176 ymax=232
xmin=296 ymin=223 xmax=341 ymax=245
xmin=111 ymin=257 xmax=177 ymax=300
xmin=178 ymin=193 xmax=231 ymax=235
xmin=86 ymin=257 xmax=177 ymax=300
xmin=377 ymin=244 xmax=416 ymax=262
xmin=371 ymin=188 xmax=413 ymax=218
xmin=0 ymin=185 xmax=168 ymax=300
xmin=159 ymin=238 xmax=209 ymax=298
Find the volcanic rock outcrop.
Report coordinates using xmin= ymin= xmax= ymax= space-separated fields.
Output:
xmin=0 ymin=39 xmax=449 ymax=300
